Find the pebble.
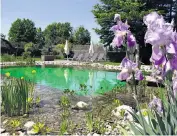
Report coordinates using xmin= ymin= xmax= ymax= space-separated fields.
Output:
xmin=93 ymin=133 xmax=100 ymax=136
xmin=24 ymin=121 xmax=35 ymax=130
xmin=27 ymin=130 xmax=38 ymax=135
xmin=17 ymin=131 xmax=25 ymax=136
xmin=0 ymin=128 xmax=6 ymax=133
xmin=1 ymin=132 xmax=10 ymax=136
xmin=72 ymin=101 xmax=89 ymax=110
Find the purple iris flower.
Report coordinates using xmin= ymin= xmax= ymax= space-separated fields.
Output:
xmin=127 ymin=32 xmax=136 ymax=47
xmin=117 ymin=58 xmax=144 ymax=81
xmin=149 ymin=96 xmax=163 ymax=113
xmin=110 ymin=15 xmax=130 ymax=47
xmin=110 ymin=21 xmax=129 ymax=32
xmin=144 ymin=12 xmax=174 ymax=47
xmin=144 ymin=12 xmax=177 ymax=77
xmin=150 ymin=46 xmax=165 ymax=65
xmin=143 ymin=12 xmax=161 ymax=27
xmin=111 ymin=34 xmax=124 ymax=47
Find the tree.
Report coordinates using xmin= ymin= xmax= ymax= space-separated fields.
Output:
xmin=57 ymin=22 xmax=73 ymax=43
xmin=73 ymin=26 xmax=91 ymax=45
xmin=35 ymin=27 xmax=45 ymax=49
xmin=92 ymin=0 xmax=177 ymax=47
xmin=44 ymin=22 xmax=73 ymax=45
xmin=8 ymin=18 xmax=36 ymax=45
xmin=92 ymin=0 xmax=177 ymax=64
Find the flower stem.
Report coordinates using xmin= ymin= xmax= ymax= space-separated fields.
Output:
xmin=132 ymin=72 xmax=137 ymax=95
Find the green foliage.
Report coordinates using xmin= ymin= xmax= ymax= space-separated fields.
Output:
xmin=35 ymin=27 xmax=45 ymax=49
xmin=60 ymin=95 xmax=71 ymax=109
xmin=8 ymin=18 xmax=36 ymax=45
xmin=25 ymin=57 xmax=36 ymax=66
xmin=0 ymin=54 xmax=16 ymax=62
xmin=59 ymin=120 xmax=69 ymax=135
xmin=55 ymin=55 xmax=64 ymax=60
xmin=79 ymin=83 xmax=89 ymax=95
xmin=85 ymin=111 xmax=107 ymax=134
xmin=9 ymin=119 xmax=21 ymax=128
xmin=53 ymin=43 xmax=72 ymax=55
xmin=93 ymin=119 xmax=106 ymax=134
xmin=85 ymin=112 xmax=93 ymax=132
xmin=24 ymin=42 xmax=36 ymax=53
xmin=59 ymin=95 xmax=73 ymax=135
xmin=44 ymin=22 xmax=73 ymax=45
xmin=129 ymin=94 xmax=177 ymax=135
xmin=32 ymin=122 xmax=51 ymax=135
xmin=53 ymin=44 xmax=64 ymax=55
xmin=0 ymin=55 xmax=40 ymax=62
xmin=92 ymin=0 xmax=176 ymax=48
xmin=73 ymin=26 xmax=91 ymax=45
xmin=1 ymin=77 xmax=33 ymax=116
xmin=64 ymin=89 xmax=75 ymax=96
xmin=22 ymin=51 xmax=31 ymax=59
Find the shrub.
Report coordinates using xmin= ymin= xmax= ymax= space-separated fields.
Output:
xmin=1 ymin=54 xmax=15 ymax=62
xmin=22 ymin=51 xmax=31 ymax=59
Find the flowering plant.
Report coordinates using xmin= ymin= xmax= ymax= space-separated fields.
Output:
xmin=126 ymin=12 xmax=177 ymax=135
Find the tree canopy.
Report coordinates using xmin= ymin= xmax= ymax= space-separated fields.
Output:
xmin=43 ymin=22 xmax=73 ymax=45
xmin=35 ymin=27 xmax=45 ymax=49
xmin=92 ymin=0 xmax=177 ymax=48
xmin=8 ymin=18 xmax=36 ymax=45
xmin=73 ymin=26 xmax=91 ymax=45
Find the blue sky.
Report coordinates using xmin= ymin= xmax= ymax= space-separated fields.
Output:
xmin=1 ymin=0 xmax=100 ymax=42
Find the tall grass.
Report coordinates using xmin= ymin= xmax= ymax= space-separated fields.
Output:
xmin=1 ymin=77 xmax=33 ymax=116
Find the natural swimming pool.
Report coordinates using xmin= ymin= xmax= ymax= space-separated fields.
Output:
xmin=1 ymin=66 xmax=125 ymax=95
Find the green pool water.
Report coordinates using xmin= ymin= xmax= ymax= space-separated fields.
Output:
xmin=1 ymin=66 xmax=125 ymax=95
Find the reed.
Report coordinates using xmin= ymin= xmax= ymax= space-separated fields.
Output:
xmin=1 ymin=77 xmax=33 ymax=116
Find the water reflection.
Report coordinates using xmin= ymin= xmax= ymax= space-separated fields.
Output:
xmin=1 ymin=67 xmax=124 ymax=95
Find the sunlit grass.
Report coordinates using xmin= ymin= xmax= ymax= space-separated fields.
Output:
xmin=100 ymin=61 xmax=120 ymax=66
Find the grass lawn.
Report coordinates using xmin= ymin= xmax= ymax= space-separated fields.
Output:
xmin=0 ymin=55 xmax=41 ymax=62
xmin=101 ymin=61 xmax=120 ymax=66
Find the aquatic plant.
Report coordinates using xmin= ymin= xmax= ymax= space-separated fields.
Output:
xmin=32 ymin=70 xmax=36 ymax=74
xmin=1 ymin=77 xmax=32 ymax=116
xmin=85 ymin=112 xmax=93 ymax=132
xmin=5 ymin=72 xmax=10 ymax=77
xmin=64 ymin=89 xmax=75 ymax=96
xmin=32 ymin=122 xmax=51 ymax=135
xmin=59 ymin=95 xmax=72 ymax=135
xmin=79 ymin=83 xmax=89 ymax=95
xmin=9 ymin=119 xmax=21 ymax=128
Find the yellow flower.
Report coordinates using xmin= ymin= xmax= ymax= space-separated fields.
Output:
xmin=32 ymin=70 xmax=36 ymax=74
xmin=21 ymin=77 xmax=24 ymax=80
xmin=142 ymin=110 xmax=148 ymax=116
xmin=5 ymin=72 xmax=10 ymax=77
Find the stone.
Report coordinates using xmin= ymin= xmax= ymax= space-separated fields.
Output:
xmin=27 ymin=130 xmax=38 ymax=135
xmin=24 ymin=121 xmax=35 ymax=130
xmin=0 ymin=128 xmax=6 ymax=133
xmin=112 ymin=105 xmax=134 ymax=121
xmin=17 ymin=131 xmax=25 ymax=136
xmin=93 ymin=133 xmax=100 ymax=136
xmin=72 ymin=101 xmax=89 ymax=110
xmin=1 ymin=132 xmax=10 ymax=136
